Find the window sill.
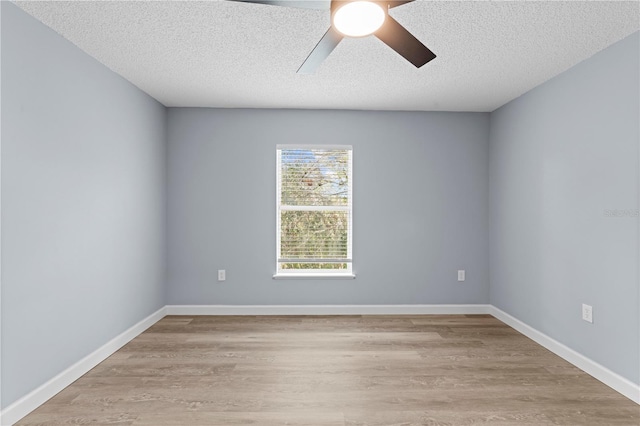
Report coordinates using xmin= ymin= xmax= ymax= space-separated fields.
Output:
xmin=273 ymin=273 xmax=356 ymax=280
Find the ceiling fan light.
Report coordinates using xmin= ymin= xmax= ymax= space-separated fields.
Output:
xmin=332 ymin=1 xmax=386 ymax=37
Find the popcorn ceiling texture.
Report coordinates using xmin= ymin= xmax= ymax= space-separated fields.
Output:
xmin=15 ymin=0 xmax=640 ymax=112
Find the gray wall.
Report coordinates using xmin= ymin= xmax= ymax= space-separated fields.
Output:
xmin=1 ymin=2 xmax=167 ymax=408
xmin=167 ymin=108 xmax=490 ymax=305
xmin=489 ymin=32 xmax=639 ymax=384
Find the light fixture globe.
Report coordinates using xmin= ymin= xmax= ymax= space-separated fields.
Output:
xmin=332 ymin=1 xmax=386 ymax=37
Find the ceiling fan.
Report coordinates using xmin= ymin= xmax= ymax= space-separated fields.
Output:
xmin=229 ymin=0 xmax=436 ymax=73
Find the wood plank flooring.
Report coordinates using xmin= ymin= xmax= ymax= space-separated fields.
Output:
xmin=17 ymin=315 xmax=640 ymax=425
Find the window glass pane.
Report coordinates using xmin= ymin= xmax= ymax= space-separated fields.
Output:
xmin=280 ymin=210 xmax=349 ymax=260
xmin=280 ymin=263 xmax=349 ymax=270
xmin=281 ymin=149 xmax=349 ymax=207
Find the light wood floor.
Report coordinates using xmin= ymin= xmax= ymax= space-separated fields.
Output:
xmin=17 ymin=315 xmax=640 ymax=425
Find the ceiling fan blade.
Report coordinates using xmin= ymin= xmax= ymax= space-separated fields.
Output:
xmin=386 ymin=0 xmax=415 ymax=9
xmin=227 ymin=0 xmax=329 ymax=10
xmin=374 ymin=15 xmax=436 ymax=68
xmin=297 ymin=27 xmax=343 ymax=74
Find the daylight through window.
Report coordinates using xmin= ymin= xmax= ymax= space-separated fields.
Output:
xmin=276 ymin=145 xmax=353 ymax=276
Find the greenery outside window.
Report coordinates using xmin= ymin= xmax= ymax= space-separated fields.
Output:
xmin=275 ymin=145 xmax=353 ymax=278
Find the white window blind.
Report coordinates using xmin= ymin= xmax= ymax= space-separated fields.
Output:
xmin=276 ymin=145 xmax=353 ymax=275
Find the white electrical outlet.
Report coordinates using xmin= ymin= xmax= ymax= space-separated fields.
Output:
xmin=218 ymin=269 xmax=226 ymax=281
xmin=457 ymin=270 xmax=465 ymax=281
xmin=582 ymin=303 xmax=593 ymax=323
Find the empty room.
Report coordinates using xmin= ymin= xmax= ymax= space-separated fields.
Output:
xmin=1 ymin=0 xmax=639 ymax=424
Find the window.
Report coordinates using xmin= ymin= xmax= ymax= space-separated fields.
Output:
xmin=275 ymin=145 xmax=353 ymax=278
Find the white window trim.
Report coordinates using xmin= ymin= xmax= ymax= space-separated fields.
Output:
xmin=274 ymin=145 xmax=355 ymax=279
xmin=272 ymin=272 xmax=356 ymax=280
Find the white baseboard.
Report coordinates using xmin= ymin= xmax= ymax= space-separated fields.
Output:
xmin=489 ymin=306 xmax=640 ymax=405
xmin=0 ymin=306 xmax=167 ymax=426
xmin=165 ymin=304 xmax=493 ymax=316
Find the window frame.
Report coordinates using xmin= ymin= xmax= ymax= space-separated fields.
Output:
xmin=274 ymin=144 xmax=354 ymax=279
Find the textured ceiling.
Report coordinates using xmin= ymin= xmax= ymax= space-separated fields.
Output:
xmin=15 ymin=1 xmax=640 ymax=112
